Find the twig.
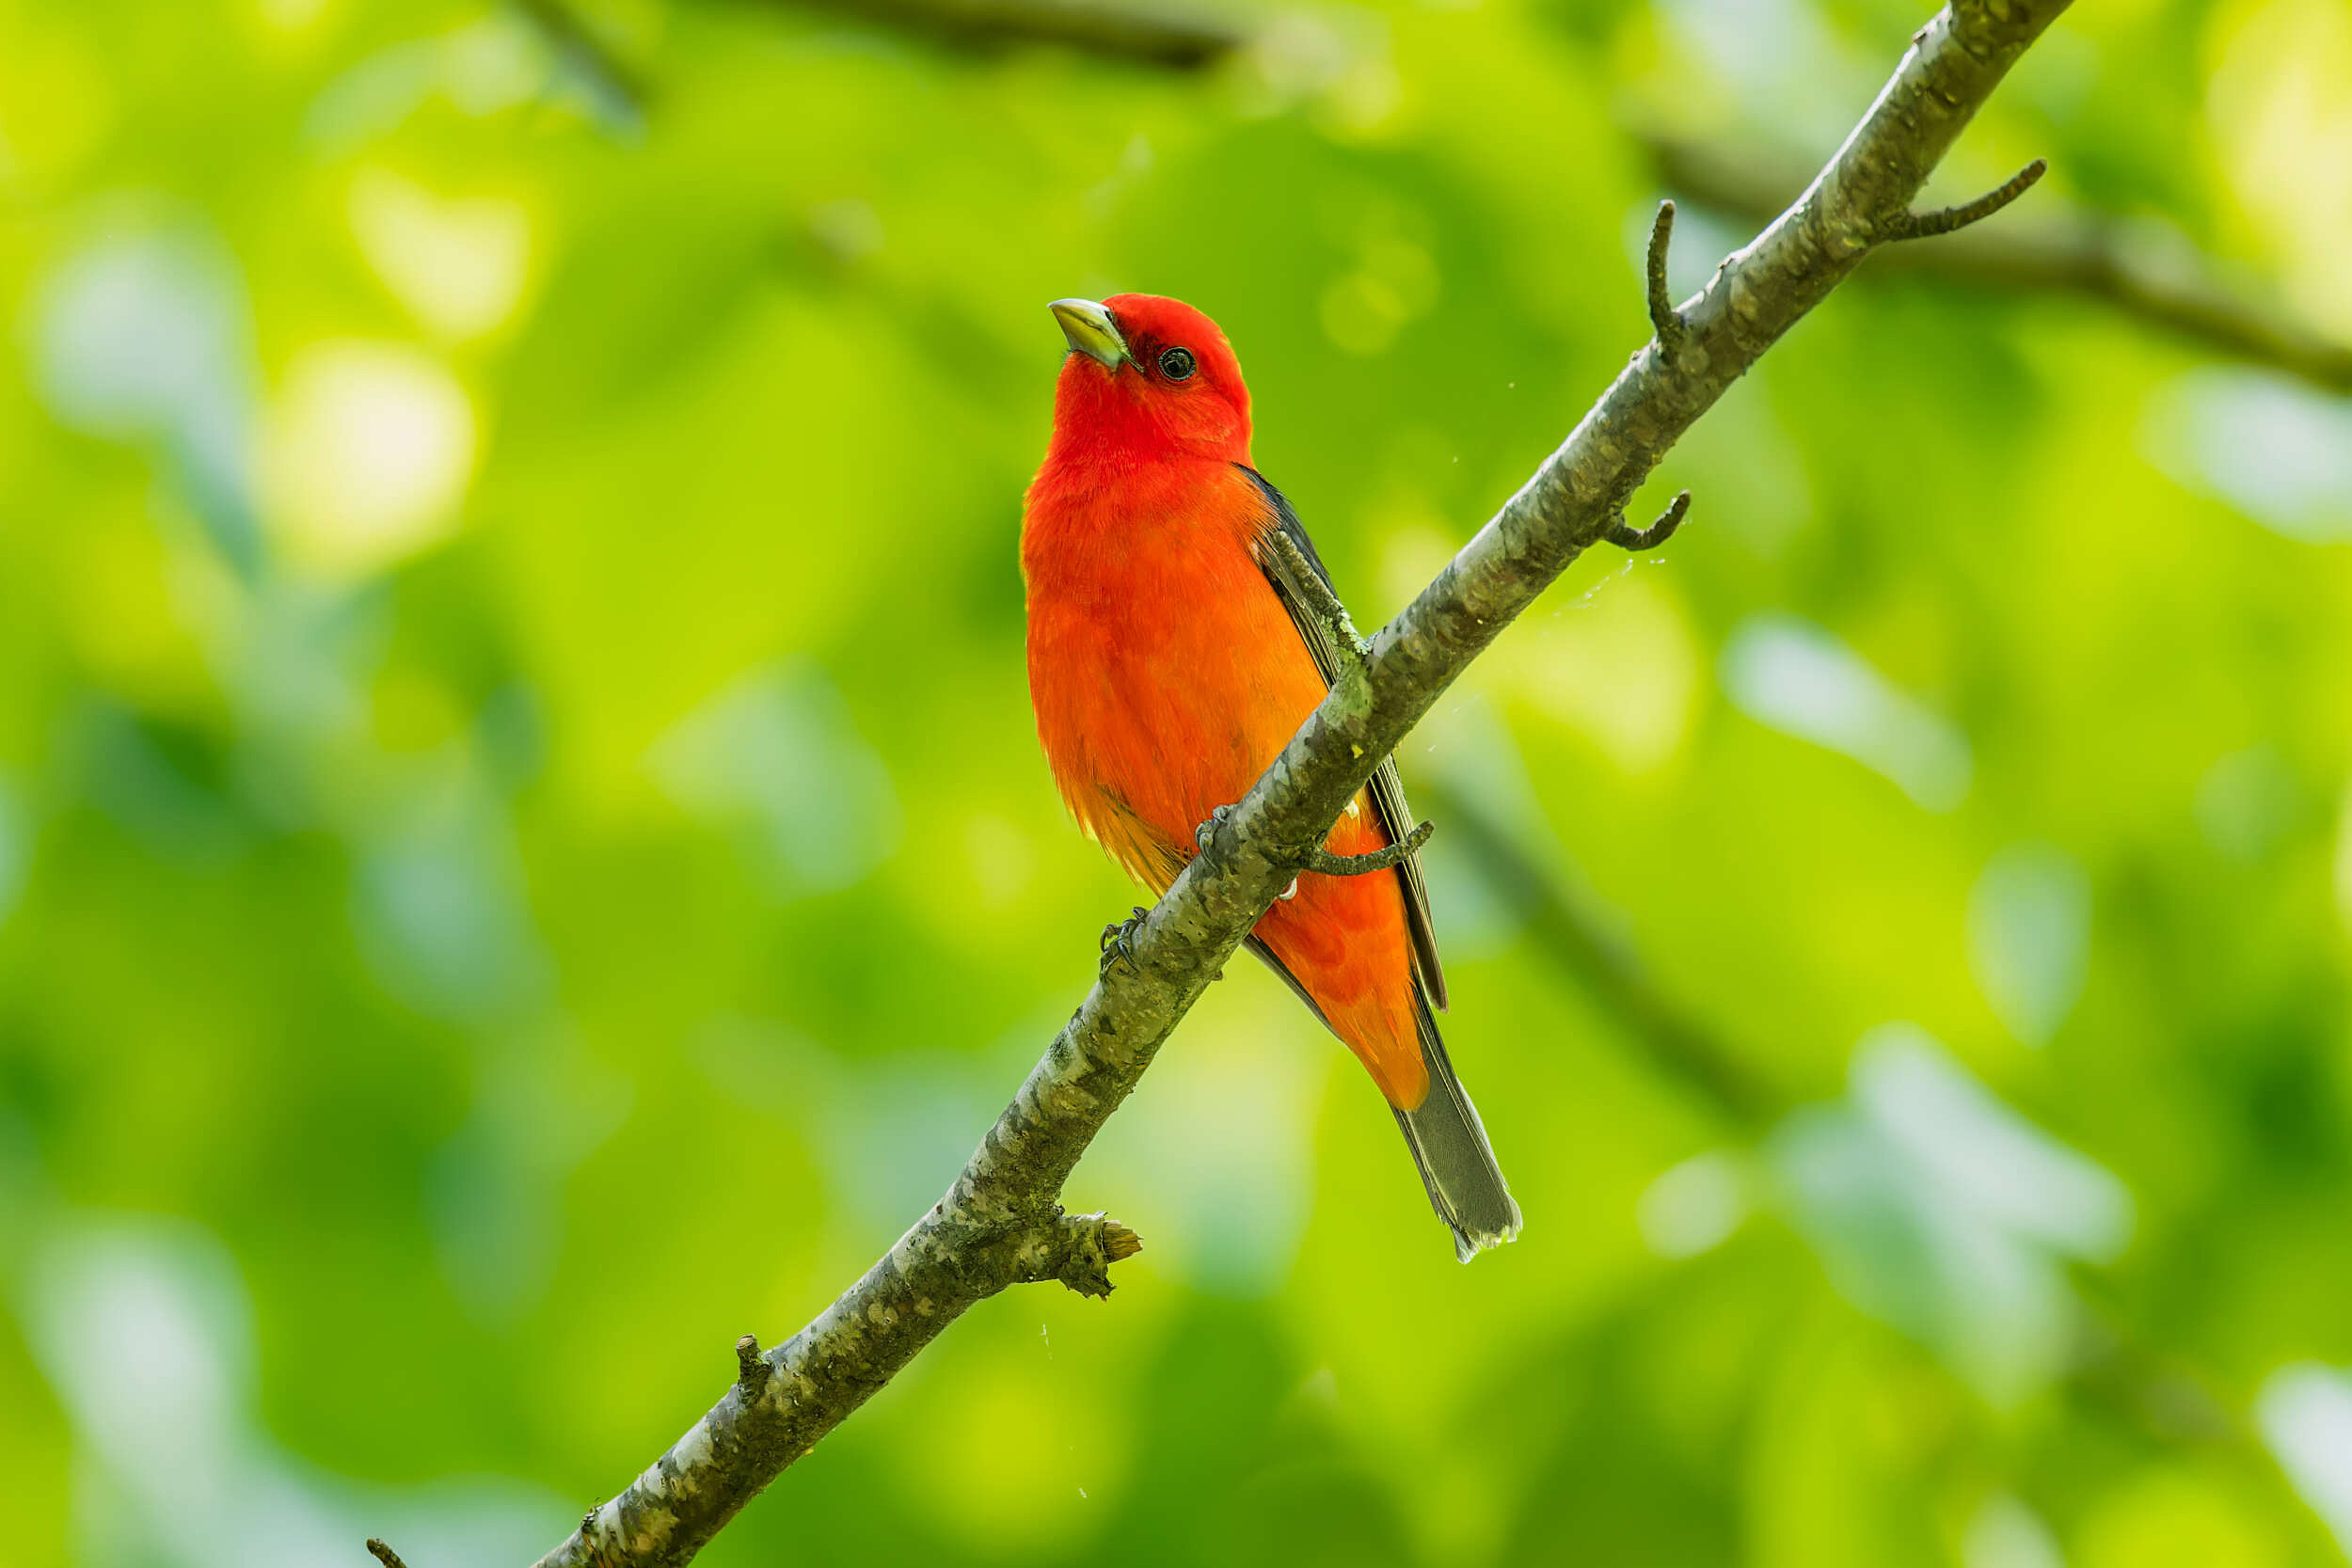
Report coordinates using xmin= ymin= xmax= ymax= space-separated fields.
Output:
xmin=1643 ymin=131 xmax=2352 ymax=394
xmin=1195 ymin=796 xmax=1434 ymax=879
xmin=1302 ymin=818 xmax=1435 ymax=877
xmin=1645 ymin=200 xmax=1685 ymax=357
xmin=508 ymin=6 xmax=2068 ymax=1564
xmin=1880 ymin=157 xmax=2046 ymax=242
xmin=366 ymin=1543 xmax=409 ymax=1568
xmin=1604 ymin=490 xmax=1691 ymax=551
xmin=734 ymin=1335 xmax=770 ymax=1397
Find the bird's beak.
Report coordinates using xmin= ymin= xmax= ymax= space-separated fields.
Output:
xmin=1050 ymin=298 xmax=1130 ymax=371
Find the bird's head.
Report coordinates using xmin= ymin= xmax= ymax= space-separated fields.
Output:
xmin=1044 ymin=293 xmax=1252 ymax=467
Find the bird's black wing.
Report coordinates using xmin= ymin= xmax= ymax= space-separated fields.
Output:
xmin=1236 ymin=464 xmax=1449 ymax=1011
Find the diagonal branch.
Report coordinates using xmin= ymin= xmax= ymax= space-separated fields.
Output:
xmin=1433 ymin=785 xmax=2258 ymax=1452
xmin=513 ymin=0 xmax=1242 ymax=105
xmin=511 ymin=0 xmax=653 ymax=114
xmin=448 ymin=6 xmax=2074 ymax=1566
xmin=1422 ymin=781 xmax=1777 ymax=1129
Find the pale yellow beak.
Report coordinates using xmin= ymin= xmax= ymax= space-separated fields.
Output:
xmin=1050 ymin=297 xmax=1130 ymax=370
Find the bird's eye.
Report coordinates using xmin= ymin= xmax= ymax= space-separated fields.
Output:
xmin=1157 ymin=346 xmax=1198 ymax=381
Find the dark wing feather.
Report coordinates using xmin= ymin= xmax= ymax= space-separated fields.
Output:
xmin=1235 ymin=465 xmax=1449 ymax=1011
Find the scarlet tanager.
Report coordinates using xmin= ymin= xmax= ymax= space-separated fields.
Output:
xmin=1022 ymin=293 xmax=1521 ymax=1261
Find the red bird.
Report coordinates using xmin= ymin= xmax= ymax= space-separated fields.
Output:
xmin=1022 ymin=293 xmax=1520 ymax=1261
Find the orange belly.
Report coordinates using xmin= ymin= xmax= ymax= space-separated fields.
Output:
xmin=1023 ymin=459 xmax=1426 ymax=1106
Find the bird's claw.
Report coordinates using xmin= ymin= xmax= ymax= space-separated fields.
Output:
xmin=1194 ymin=804 xmax=1235 ymax=852
xmin=1099 ymin=906 xmax=1150 ymax=976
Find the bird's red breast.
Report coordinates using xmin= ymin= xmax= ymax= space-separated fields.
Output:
xmin=1021 ymin=294 xmax=1427 ymax=1108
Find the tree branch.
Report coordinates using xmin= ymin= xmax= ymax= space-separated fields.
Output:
xmin=770 ymin=0 xmax=1243 ymax=68
xmin=1421 ymin=782 xmax=1776 ymax=1129
xmin=513 ymin=0 xmax=1241 ymax=103
xmin=518 ymin=2 xmax=2350 ymax=392
xmin=474 ymin=6 xmax=2069 ymax=1564
xmin=1643 ymin=130 xmax=2352 ymax=394
xmin=510 ymin=0 xmax=654 ymax=117
xmin=1434 ymin=783 xmax=2262 ymax=1452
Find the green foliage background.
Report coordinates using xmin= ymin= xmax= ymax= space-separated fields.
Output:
xmin=5 ymin=0 xmax=2352 ymax=1563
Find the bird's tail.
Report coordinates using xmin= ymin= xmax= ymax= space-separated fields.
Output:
xmin=1392 ymin=992 xmax=1522 ymax=1262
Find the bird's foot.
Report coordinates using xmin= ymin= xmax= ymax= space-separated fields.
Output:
xmin=1099 ymin=906 xmax=1150 ymax=976
xmin=1193 ymin=804 xmax=1235 ymax=852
